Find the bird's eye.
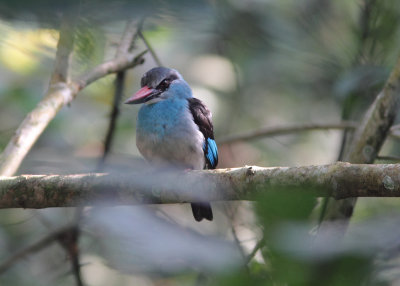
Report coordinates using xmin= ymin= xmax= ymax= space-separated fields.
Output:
xmin=157 ymin=79 xmax=171 ymax=91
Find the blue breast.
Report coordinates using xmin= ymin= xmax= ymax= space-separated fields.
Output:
xmin=137 ymin=97 xmax=188 ymax=137
xmin=136 ymin=81 xmax=194 ymax=138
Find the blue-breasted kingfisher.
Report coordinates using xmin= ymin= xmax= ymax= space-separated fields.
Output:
xmin=125 ymin=67 xmax=218 ymax=222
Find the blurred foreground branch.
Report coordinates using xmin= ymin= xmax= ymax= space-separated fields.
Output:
xmin=0 ymin=162 xmax=400 ymax=208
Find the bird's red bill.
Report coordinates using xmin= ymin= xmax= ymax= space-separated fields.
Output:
xmin=125 ymin=86 xmax=154 ymax=104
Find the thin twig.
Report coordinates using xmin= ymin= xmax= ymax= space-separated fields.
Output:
xmin=246 ymin=236 xmax=265 ymax=264
xmin=224 ymin=204 xmax=248 ymax=271
xmin=58 ymin=226 xmax=82 ymax=286
xmin=138 ymin=30 xmax=162 ymax=67
xmin=75 ymin=50 xmax=147 ymax=91
xmin=390 ymin=124 xmax=400 ymax=131
xmin=34 ymin=209 xmax=84 ymax=285
xmin=389 ymin=132 xmax=400 ymax=140
xmin=376 ymin=155 xmax=400 ymax=162
xmin=0 ymin=224 xmax=77 ymax=274
xmin=218 ymin=121 xmax=358 ymax=145
xmin=97 ymin=71 xmax=126 ymax=171
xmin=97 ymin=20 xmax=140 ymax=170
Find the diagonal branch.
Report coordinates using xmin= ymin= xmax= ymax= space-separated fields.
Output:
xmin=74 ymin=50 xmax=146 ymax=91
xmin=321 ymin=54 xmax=400 ymax=225
xmin=246 ymin=235 xmax=265 ymax=264
xmin=0 ymin=16 xmax=75 ymax=177
xmin=0 ymin=20 xmax=146 ymax=177
xmin=0 ymin=162 xmax=400 ymax=208
xmin=137 ymin=19 xmax=162 ymax=67
xmin=345 ymin=55 xmax=400 ymax=163
xmin=139 ymin=30 xmax=162 ymax=67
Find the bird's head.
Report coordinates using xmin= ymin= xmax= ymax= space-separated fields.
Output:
xmin=125 ymin=67 xmax=189 ymax=105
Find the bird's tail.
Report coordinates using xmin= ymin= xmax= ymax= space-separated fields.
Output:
xmin=191 ymin=202 xmax=213 ymax=222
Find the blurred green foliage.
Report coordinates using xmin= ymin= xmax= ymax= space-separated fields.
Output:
xmin=254 ymin=191 xmax=373 ymax=286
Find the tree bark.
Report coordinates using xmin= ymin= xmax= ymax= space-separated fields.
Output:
xmin=0 ymin=162 xmax=399 ymax=209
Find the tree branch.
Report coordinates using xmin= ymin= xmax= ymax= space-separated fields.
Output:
xmin=246 ymin=236 xmax=265 ymax=264
xmin=97 ymin=20 xmax=139 ymax=170
xmin=0 ymin=16 xmax=75 ymax=177
xmin=50 ymin=16 xmax=75 ymax=85
xmin=376 ymin=155 xmax=400 ymax=162
xmin=74 ymin=50 xmax=146 ymax=91
xmin=321 ymin=54 xmax=400 ymax=225
xmin=218 ymin=121 xmax=358 ymax=144
xmin=0 ymin=162 xmax=400 ymax=208
xmin=137 ymin=18 xmax=162 ymax=67
xmin=97 ymin=71 xmax=126 ymax=171
xmin=0 ymin=21 xmax=146 ymax=177
xmin=345 ymin=56 xmax=400 ymax=164
xmin=139 ymin=30 xmax=162 ymax=67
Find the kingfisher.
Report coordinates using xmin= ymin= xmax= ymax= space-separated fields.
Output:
xmin=125 ymin=67 xmax=218 ymax=222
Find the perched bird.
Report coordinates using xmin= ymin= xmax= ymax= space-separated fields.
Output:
xmin=125 ymin=67 xmax=218 ymax=222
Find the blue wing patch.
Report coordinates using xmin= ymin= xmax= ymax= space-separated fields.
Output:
xmin=204 ymin=138 xmax=218 ymax=169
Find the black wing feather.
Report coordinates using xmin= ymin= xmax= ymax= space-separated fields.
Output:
xmin=188 ymin=98 xmax=217 ymax=221
xmin=187 ymin=98 xmax=218 ymax=169
xmin=188 ymin=98 xmax=214 ymax=140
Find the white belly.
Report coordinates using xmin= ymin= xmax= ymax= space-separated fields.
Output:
xmin=136 ymin=118 xmax=205 ymax=170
